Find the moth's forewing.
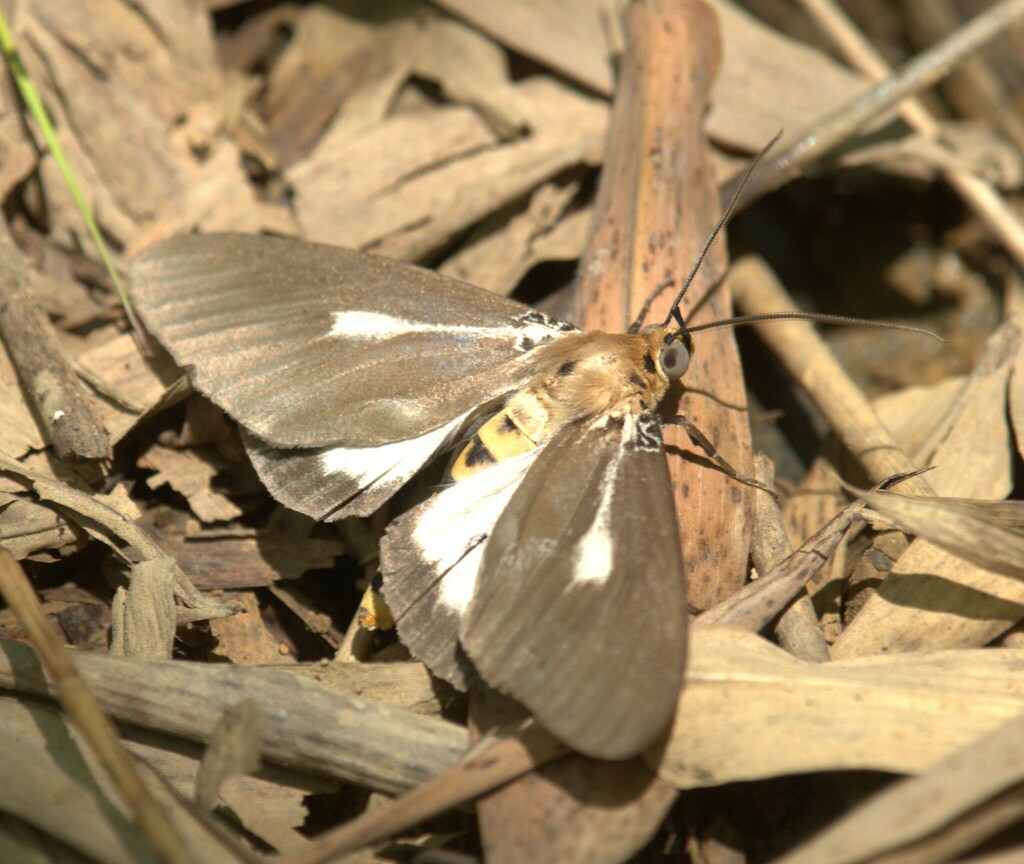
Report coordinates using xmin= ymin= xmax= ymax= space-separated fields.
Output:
xmin=461 ymin=413 xmax=687 ymax=761
xmin=380 ymin=450 xmax=539 ymax=687
xmin=129 ymin=233 xmax=574 ymax=449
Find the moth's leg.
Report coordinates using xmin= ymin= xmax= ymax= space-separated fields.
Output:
xmin=664 ymin=414 xmax=777 ymax=497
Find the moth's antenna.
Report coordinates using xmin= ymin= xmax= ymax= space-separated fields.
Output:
xmin=660 ymin=131 xmax=783 ymax=330
xmin=685 ymin=312 xmax=944 ymax=341
xmin=627 ymin=275 xmax=675 ymax=333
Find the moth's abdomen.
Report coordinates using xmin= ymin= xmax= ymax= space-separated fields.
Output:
xmin=448 ymin=409 xmax=536 ymax=482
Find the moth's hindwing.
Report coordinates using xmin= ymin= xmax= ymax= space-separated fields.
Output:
xmin=461 ymin=411 xmax=686 ymax=761
xmin=240 ymin=411 xmax=474 ymax=520
xmin=380 ymin=449 xmax=540 ymax=688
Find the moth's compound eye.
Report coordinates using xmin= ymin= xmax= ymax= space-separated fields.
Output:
xmin=659 ymin=342 xmax=690 ymax=380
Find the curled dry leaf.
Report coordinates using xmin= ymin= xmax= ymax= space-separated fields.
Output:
xmin=194 ymin=699 xmax=267 ymax=812
xmin=110 ymin=558 xmax=176 ymax=660
xmin=858 ymin=491 xmax=1024 ymax=583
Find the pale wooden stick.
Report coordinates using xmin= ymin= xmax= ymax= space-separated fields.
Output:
xmin=0 ymin=219 xmax=110 ymax=460
xmin=751 ymin=455 xmax=830 ymax=661
xmin=0 ymin=549 xmax=189 ymax=864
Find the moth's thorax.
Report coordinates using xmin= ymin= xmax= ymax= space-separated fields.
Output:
xmin=507 ymin=328 xmax=672 ymax=445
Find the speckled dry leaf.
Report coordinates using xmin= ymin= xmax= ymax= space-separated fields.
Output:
xmin=0 ymin=696 xmax=245 ymax=864
xmin=19 ymin=0 xmax=224 ymax=247
xmin=209 ymin=591 xmax=292 ymax=665
xmin=774 ymin=713 xmax=1024 ymax=864
xmin=110 ymin=558 xmax=176 ymax=659
xmin=834 ymin=320 xmax=1023 ymax=658
xmin=651 ymin=627 xmax=1024 ymax=789
xmin=140 ymin=444 xmax=243 ymax=524
xmin=289 ymin=77 xmax=607 ymax=259
xmin=0 ymin=494 xmax=81 ymax=560
xmin=438 ymin=182 xmax=584 ymax=294
xmin=414 ymin=15 xmax=529 ymax=140
xmin=429 ymin=0 xmax=619 ymax=94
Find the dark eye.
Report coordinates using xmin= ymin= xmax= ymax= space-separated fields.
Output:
xmin=659 ymin=342 xmax=690 ymax=380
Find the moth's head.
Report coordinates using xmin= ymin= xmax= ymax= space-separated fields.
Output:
xmin=639 ymin=323 xmax=693 ymax=381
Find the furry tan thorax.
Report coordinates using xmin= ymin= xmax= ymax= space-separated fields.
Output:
xmin=449 ymin=326 xmax=691 ymax=482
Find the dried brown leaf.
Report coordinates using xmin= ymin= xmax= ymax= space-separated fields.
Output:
xmin=154 ymin=530 xmax=343 ymax=591
xmin=126 ymin=142 xmax=294 ymax=256
xmin=20 ymin=0 xmax=224 ymax=246
xmin=208 ymin=591 xmax=293 ymax=665
xmin=123 ymin=733 xmax=323 ymax=856
xmin=834 ymin=319 xmax=1023 ymax=657
xmin=289 ymin=77 xmax=607 ymax=260
xmin=0 ymin=696 xmax=244 ymax=864
xmin=651 ymin=627 xmax=1024 ymax=789
xmin=75 ymin=329 xmax=183 ymax=443
xmin=0 ymin=635 xmax=468 ymax=795
xmin=438 ymin=182 xmax=584 ymax=294
xmin=0 ymin=383 xmax=46 ymax=458
xmin=264 ymin=0 xmax=420 ymax=165
xmin=706 ymin=0 xmax=870 ymax=152
xmin=471 ymin=689 xmax=676 ymax=864
xmin=430 ymin=0 xmax=617 ymax=94
xmin=140 ymin=444 xmax=242 ymax=524
xmin=0 ymin=494 xmax=81 ymax=560
xmin=414 ymin=16 xmax=529 ymax=140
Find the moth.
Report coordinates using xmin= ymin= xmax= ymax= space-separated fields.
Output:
xmin=129 ymin=230 xmax=911 ymax=760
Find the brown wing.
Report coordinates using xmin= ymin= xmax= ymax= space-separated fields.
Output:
xmin=130 ymin=233 xmax=573 ymax=449
xmin=461 ymin=412 xmax=687 ymax=760
xmin=380 ymin=451 xmax=539 ymax=686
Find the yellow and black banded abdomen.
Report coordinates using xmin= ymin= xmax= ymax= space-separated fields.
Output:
xmin=447 ymin=409 xmax=536 ymax=482
xmin=358 ymin=409 xmax=538 ymax=632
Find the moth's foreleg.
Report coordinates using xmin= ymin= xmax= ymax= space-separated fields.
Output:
xmin=664 ymin=414 xmax=778 ymax=498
